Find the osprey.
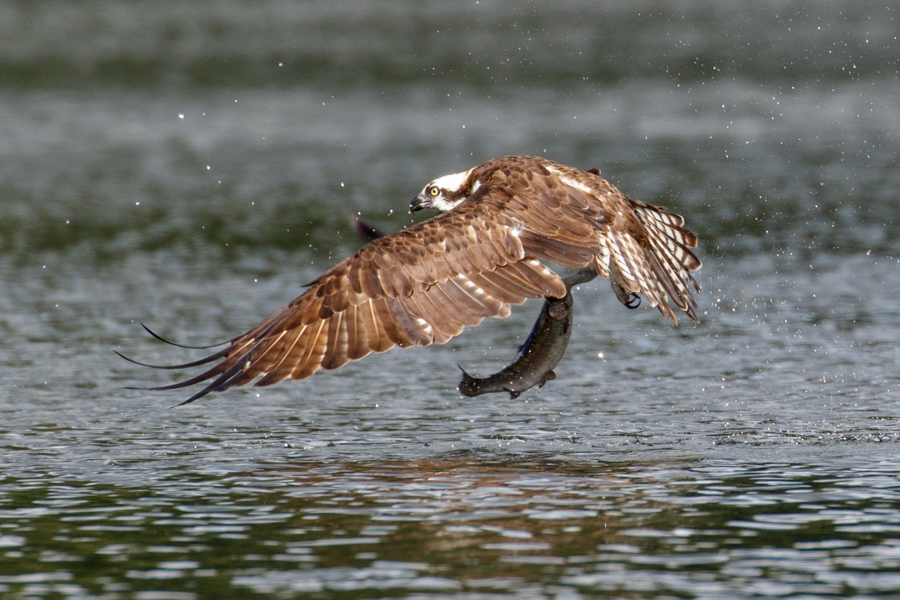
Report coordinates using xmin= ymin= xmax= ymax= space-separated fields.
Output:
xmin=124 ymin=155 xmax=701 ymax=404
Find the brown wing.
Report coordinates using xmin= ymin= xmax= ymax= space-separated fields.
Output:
xmin=138 ymin=202 xmax=566 ymax=404
xmin=472 ymin=155 xmax=701 ymax=323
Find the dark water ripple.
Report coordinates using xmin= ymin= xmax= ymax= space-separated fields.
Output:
xmin=3 ymin=0 xmax=900 ymax=597
xmin=2 ymin=79 xmax=899 ymax=259
xmin=0 ymin=0 xmax=894 ymax=91
xmin=3 ymin=457 xmax=900 ymax=598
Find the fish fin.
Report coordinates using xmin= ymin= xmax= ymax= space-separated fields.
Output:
xmin=507 ymin=388 xmax=521 ymax=400
xmin=457 ymin=364 xmax=476 ymax=379
xmin=457 ymin=364 xmax=480 ymax=397
xmin=539 ymin=370 xmax=557 ymax=388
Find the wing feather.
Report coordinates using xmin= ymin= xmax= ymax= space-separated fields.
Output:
xmin=291 ymin=320 xmax=329 ymax=381
xmin=401 ymin=292 xmax=456 ymax=344
xmin=360 ymin=298 xmax=392 ymax=353
xmin=320 ymin=311 xmax=349 ymax=370
xmin=343 ymin=303 xmax=369 ymax=360
xmin=254 ymin=327 xmax=308 ymax=387
xmin=481 ymin=157 xmax=700 ymax=322
xmin=465 ymin=271 xmax=530 ymax=305
xmin=518 ymin=230 xmax=596 ymax=268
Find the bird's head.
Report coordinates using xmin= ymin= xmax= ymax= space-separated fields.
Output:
xmin=410 ymin=168 xmax=477 ymax=213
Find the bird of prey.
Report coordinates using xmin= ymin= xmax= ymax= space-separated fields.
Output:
xmin=123 ymin=155 xmax=701 ymax=404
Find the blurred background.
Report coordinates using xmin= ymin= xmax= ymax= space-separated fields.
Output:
xmin=2 ymin=0 xmax=896 ymax=263
xmin=2 ymin=1 xmax=900 ymax=598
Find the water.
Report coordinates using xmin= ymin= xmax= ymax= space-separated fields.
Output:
xmin=2 ymin=0 xmax=900 ymax=597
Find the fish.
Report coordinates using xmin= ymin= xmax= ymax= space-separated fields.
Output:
xmin=458 ymin=288 xmax=574 ymax=399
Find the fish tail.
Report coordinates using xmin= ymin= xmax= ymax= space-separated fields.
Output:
xmin=456 ymin=364 xmax=481 ymax=397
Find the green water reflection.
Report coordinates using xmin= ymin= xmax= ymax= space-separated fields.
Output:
xmin=3 ymin=458 xmax=900 ymax=598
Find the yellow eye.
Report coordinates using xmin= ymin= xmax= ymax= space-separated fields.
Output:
xmin=429 ymin=186 xmax=440 ymax=197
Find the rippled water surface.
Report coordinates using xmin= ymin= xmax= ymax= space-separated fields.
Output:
xmin=2 ymin=1 xmax=900 ymax=598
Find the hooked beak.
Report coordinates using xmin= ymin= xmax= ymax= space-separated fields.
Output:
xmin=410 ymin=194 xmax=430 ymax=214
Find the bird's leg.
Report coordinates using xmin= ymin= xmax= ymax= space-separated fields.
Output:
xmin=561 ymin=266 xmax=599 ymax=289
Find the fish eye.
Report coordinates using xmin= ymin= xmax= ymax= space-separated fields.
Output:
xmin=429 ymin=186 xmax=440 ymax=197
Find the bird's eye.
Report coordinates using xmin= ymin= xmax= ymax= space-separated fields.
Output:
xmin=429 ymin=186 xmax=440 ymax=197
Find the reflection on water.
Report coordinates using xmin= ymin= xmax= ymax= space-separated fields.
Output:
xmin=3 ymin=457 xmax=900 ymax=598
xmin=3 ymin=0 xmax=900 ymax=597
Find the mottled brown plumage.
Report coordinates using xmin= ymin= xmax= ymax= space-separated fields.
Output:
xmin=125 ymin=155 xmax=701 ymax=403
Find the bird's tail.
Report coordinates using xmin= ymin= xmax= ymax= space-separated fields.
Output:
xmin=601 ymin=197 xmax=702 ymax=322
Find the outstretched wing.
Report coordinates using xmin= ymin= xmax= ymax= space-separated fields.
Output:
xmin=473 ymin=156 xmax=701 ymax=323
xmin=134 ymin=202 xmax=566 ymax=404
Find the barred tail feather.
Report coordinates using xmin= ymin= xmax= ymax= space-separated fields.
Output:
xmin=608 ymin=200 xmax=702 ymax=323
